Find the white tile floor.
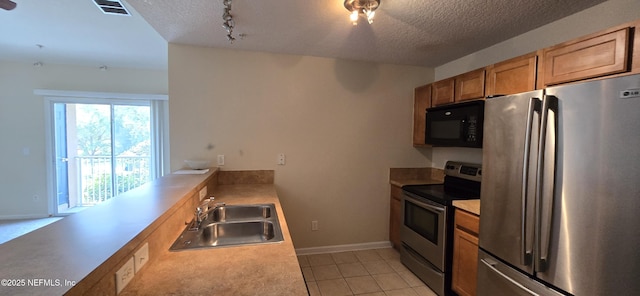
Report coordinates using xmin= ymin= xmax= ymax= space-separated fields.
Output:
xmin=297 ymin=248 xmax=438 ymax=296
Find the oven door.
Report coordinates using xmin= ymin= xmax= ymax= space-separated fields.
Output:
xmin=401 ymin=191 xmax=447 ymax=271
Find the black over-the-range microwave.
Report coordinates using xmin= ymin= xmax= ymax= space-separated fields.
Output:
xmin=425 ymin=100 xmax=485 ymax=148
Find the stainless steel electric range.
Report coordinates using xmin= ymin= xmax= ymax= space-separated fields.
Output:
xmin=400 ymin=161 xmax=481 ymax=296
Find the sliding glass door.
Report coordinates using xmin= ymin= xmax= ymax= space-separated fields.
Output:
xmin=52 ymin=102 xmax=151 ymax=214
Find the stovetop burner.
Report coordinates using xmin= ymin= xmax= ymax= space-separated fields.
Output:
xmin=402 ymin=161 xmax=482 ymax=205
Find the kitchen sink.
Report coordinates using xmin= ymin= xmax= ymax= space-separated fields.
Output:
xmin=170 ymin=203 xmax=284 ymax=251
xmin=201 ymin=221 xmax=277 ymax=245
xmin=207 ymin=204 xmax=272 ymax=222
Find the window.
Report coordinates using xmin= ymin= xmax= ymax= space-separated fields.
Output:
xmin=38 ymin=90 xmax=169 ymax=215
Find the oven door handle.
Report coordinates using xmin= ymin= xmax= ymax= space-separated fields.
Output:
xmin=404 ymin=194 xmax=445 ymax=213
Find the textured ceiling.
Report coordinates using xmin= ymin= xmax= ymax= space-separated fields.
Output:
xmin=0 ymin=0 xmax=166 ymax=69
xmin=127 ymin=0 xmax=607 ymax=67
xmin=0 ymin=0 xmax=608 ymax=70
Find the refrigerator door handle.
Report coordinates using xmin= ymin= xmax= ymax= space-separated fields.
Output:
xmin=481 ymin=258 xmax=540 ymax=296
xmin=535 ymin=95 xmax=556 ymax=272
xmin=521 ymin=97 xmax=540 ymax=266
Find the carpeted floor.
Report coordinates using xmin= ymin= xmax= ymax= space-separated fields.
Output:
xmin=0 ymin=217 xmax=63 ymax=245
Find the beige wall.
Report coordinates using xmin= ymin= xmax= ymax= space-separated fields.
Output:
xmin=0 ymin=61 xmax=167 ymax=219
xmin=168 ymin=44 xmax=433 ymax=248
xmin=4 ymin=0 xmax=633 ymax=246
xmin=431 ymin=0 xmax=640 ymax=167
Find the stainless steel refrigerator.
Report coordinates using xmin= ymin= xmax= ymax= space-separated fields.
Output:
xmin=478 ymin=74 xmax=640 ymax=295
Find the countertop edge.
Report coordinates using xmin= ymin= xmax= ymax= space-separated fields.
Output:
xmin=0 ymin=169 xmax=218 ymax=296
xmin=389 ymin=167 xmax=445 ymax=187
xmin=452 ymin=199 xmax=481 ymax=216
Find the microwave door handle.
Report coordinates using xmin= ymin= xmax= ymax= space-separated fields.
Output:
xmin=535 ymin=95 xmax=557 ymax=272
xmin=521 ymin=97 xmax=540 ymax=266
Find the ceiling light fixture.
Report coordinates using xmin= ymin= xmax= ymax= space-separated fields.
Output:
xmin=0 ymin=0 xmax=16 ymax=11
xmin=222 ymin=0 xmax=235 ymax=43
xmin=344 ymin=0 xmax=380 ymax=25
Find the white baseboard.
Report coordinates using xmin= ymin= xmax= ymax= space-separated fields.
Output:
xmin=295 ymin=241 xmax=393 ymax=256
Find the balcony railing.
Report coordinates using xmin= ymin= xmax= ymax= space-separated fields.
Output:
xmin=76 ymin=156 xmax=150 ymax=206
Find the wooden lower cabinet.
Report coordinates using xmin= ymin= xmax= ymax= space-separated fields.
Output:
xmin=452 ymin=209 xmax=480 ymax=296
xmin=389 ymin=185 xmax=403 ymax=249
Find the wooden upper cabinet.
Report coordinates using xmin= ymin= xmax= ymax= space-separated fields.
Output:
xmin=432 ymin=78 xmax=455 ymax=106
xmin=413 ymin=84 xmax=432 ymax=147
xmin=631 ymin=21 xmax=640 ymax=74
xmin=455 ymin=69 xmax=486 ymax=102
xmin=486 ymin=53 xmax=538 ymax=96
xmin=542 ymin=27 xmax=630 ymax=86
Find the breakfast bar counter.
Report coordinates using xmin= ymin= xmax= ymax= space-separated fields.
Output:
xmin=0 ymin=169 xmax=306 ymax=296
xmin=120 ymin=183 xmax=307 ymax=295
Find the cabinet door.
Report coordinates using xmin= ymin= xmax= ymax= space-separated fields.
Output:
xmin=413 ymin=84 xmax=432 ymax=147
xmin=542 ymin=27 xmax=630 ymax=86
xmin=452 ymin=209 xmax=480 ymax=296
xmin=389 ymin=185 xmax=403 ymax=249
xmin=455 ymin=69 xmax=486 ymax=102
xmin=432 ymin=78 xmax=455 ymax=106
xmin=486 ymin=53 xmax=537 ymax=96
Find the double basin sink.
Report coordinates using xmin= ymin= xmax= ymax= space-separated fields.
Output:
xmin=170 ymin=203 xmax=284 ymax=251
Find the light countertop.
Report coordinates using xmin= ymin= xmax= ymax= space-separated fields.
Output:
xmin=119 ymin=183 xmax=307 ymax=295
xmin=452 ymin=200 xmax=481 ymax=216
xmin=0 ymin=170 xmax=217 ymax=296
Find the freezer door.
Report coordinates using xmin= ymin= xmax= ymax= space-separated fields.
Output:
xmin=477 ymin=249 xmax=565 ymax=296
xmin=479 ymin=90 xmax=542 ymax=275
xmin=536 ymin=75 xmax=640 ymax=295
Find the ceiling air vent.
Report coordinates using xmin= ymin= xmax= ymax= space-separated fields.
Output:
xmin=93 ymin=0 xmax=131 ymax=16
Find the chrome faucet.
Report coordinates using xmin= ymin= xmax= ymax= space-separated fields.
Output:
xmin=187 ymin=197 xmax=225 ymax=231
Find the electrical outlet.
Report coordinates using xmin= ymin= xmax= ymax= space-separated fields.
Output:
xmin=199 ymin=186 xmax=207 ymax=200
xmin=134 ymin=243 xmax=149 ymax=273
xmin=311 ymin=220 xmax=318 ymax=231
xmin=277 ymin=153 xmax=286 ymax=165
xmin=115 ymin=257 xmax=135 ymax=294
xmin=217 ymin=155 xmax=225 ymax=166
